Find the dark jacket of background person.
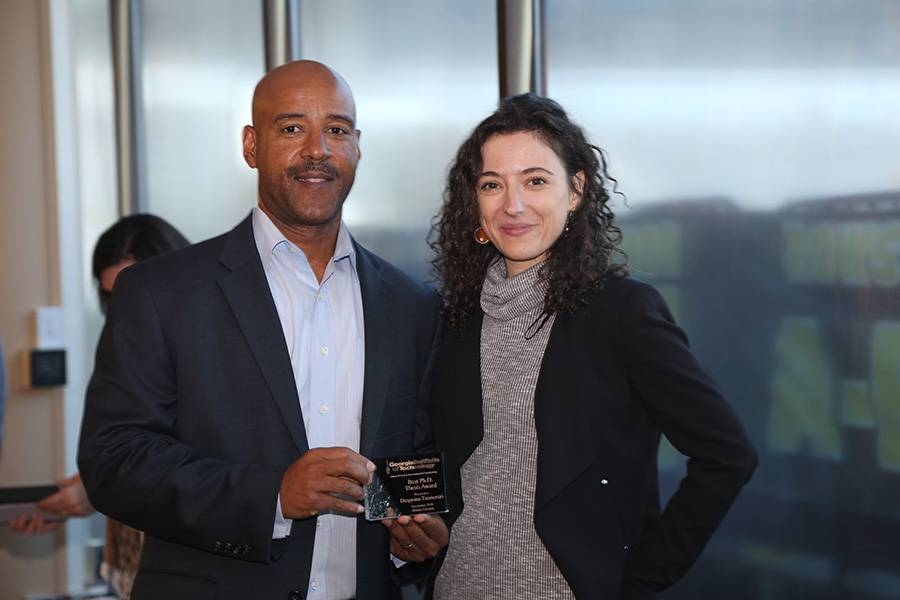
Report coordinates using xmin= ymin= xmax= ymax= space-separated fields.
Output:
xmin=78 ymin=216 xmax=442 ymax=600
xmin=432 ymin=276 xmax=758 ymax=599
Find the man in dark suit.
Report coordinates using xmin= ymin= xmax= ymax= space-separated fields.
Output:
xmin=78 ymin=60 xmax=448 ymax=600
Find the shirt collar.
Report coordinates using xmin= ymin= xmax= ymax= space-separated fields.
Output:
xmin=252 ymin=205 xmax=357 ymax=271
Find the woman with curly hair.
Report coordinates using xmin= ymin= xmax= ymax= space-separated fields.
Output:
xmin=429 ymin=94 xmax=757 ymax=599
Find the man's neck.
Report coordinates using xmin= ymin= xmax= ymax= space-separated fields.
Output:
xmin=290 ymin=222 xmax=340 ymax=283
xmin=261 ymin=205 xmax=342 ymax=283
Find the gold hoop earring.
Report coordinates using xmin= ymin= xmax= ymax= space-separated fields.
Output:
xmin=474 ymin=227 xmax=490 ymax=245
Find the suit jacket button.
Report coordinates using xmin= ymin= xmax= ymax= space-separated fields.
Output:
xmin=214 ymin=542 xmax=222 ymax=551
xmin=224 ymin=543 xmax=232 ymax=552
xmin=242 ymin=545 xmax=251 ymax=554
xmin=288 ymin=591 xmax=303 ymax=600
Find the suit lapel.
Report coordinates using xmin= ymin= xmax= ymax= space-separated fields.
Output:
xmin=216 ymin=216 xmax=309 ymax=454
xmin=444 ymin=314 xmax=485 ymax=467
xmin=355 ymin=244 xmax=393 ymax=458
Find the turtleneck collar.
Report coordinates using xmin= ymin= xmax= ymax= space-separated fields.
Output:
xmin=480 ymin=258 xmax=548 ymax=322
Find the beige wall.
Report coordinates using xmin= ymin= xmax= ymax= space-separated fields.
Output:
xmin=0 ymin=0 xmax=68 ymax=597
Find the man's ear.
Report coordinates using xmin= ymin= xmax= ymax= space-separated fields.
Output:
xmin=242 ymin=125 xmax=258 ymax=168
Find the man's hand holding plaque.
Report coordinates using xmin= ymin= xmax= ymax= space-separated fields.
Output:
xmin=364 ymin=451 xmax=450 ymax=561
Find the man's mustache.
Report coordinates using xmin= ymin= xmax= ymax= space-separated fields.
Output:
xmin=287 ymin=161 xmax=340 ymax=179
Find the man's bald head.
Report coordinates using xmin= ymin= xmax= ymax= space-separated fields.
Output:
xmin=251 ymin=60 xmax=356 ymax=129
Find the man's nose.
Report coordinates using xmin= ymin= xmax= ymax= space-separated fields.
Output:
xmin=301 ymin=130 xmax=332 ymax=160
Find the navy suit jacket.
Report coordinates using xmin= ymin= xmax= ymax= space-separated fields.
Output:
xmin=79 ymin=215 xmax=442 ymax=600
xmin=431 ymin=276 xmax=757 ymax=599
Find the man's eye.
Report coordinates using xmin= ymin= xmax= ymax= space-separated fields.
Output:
xmin=329 ymin=127 xmax=348 ymax=135
xmin=283 ymin=125 xmax=300 ymax=133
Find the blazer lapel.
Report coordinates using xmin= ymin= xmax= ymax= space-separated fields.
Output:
xmin=216 ymin=216 xmax=309 ymax=455
xmin=439 ymin=309 xmax=594 ymax=519
xmin=434 ymin=313 xmax=485 ymax=508
xmin=355 ymin=243 xmax=393 ymax=458
xmin=533 ymin=314 xmax=596 ymax=514
xmin=444 ymin=314 xmax=485 ymax=467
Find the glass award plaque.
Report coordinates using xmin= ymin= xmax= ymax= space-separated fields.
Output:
xmin=363 ymin=451 xmax=448 ymax=521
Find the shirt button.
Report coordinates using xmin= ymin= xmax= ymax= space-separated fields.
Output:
xmin=317 ymin=292 xmax=322 ymax=300
xmin=318 ymin=405 xmax=327 ymax=414
xmin=310 ymin=581 xmax=318 ymax=590
xmin=316 ymin=519 xmax=322 ymax=528
xmin=289 ymin=246 xmax=297 ymax=254
xmin=601 ymin=479 xmax=609 ymax=485
xmin=319 ymin=346 xmax=328 ymax=355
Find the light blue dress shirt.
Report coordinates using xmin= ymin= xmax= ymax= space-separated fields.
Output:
xmin=253 ymin=207 xmax=365 ymax=600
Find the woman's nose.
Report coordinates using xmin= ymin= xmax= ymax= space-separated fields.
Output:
xmin=502 ymin=189 xmax=525 ymax=216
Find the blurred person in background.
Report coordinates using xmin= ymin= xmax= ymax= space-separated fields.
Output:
xmin=7 ymin=213 xmax=189 ymax=599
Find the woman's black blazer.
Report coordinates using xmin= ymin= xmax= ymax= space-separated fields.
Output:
xmin=431 ymin=275 xmax=758 ymax=599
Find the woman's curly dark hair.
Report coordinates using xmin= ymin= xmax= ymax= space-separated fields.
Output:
xmin=430 ymin=93 xmax=628 ymax=331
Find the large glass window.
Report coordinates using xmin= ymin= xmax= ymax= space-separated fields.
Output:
xmin=297 ymin=0 xmax=499 ymax=280
xmin=547 ymin=1 xmax=900 ymax=599
xmin=140 ymin=0 xmax=265 ymax=243
xmin=138 ymin=0 xmax=497 ymax=280
xmin=68 ymin=1 xmax=900 ymax=597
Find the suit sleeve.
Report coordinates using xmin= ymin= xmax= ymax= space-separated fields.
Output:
xmin=77 ymin=268 xmax=286 ymax=564
xmin=617 ymin=282 xmax=758 ymax=597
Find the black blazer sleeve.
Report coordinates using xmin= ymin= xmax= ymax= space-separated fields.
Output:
xmin=613 ymin=281 xmax=758 ymax=597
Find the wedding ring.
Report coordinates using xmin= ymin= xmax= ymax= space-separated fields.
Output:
xmin=401 ymin=541 xmax=416 ymax=549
